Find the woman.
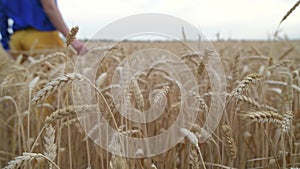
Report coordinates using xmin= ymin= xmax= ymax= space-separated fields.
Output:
xmin=0 ymin=0 xmax=84 ymax=54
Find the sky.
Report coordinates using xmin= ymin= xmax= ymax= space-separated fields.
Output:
xmin=58 ymin=0 xmax=300 ymax=41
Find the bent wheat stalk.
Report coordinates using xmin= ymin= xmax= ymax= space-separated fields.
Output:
xmin=233 ymin=94 xmax=260 ymax=108
xmin=231 ymin=73 xmax=261 ymax=97
xmin=180 ymin=128 xmax=207 ymax=169
xmin=243 ymin=111 xmax=283 ymax=124
xmin=45 ymin=105 xmax=98 ymax=124
xmin=32 ymin=73 xmax=83 ymax=104
xmin=3 ymin=152 xmax=60 ymax=169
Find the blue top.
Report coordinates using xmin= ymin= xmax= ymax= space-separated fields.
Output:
xmin=0 ymin=0 xmax=56 ymax=50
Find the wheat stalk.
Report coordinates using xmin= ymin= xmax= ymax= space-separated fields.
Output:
xmin=231 ymin=73 xmax=261 ymax=97
xmin=278 ymin=47 xmax=294 ymax=61
xmin=150 ymin=164 xmax=158 ymax=169
xmin=96 ymin=72 xmax=108 ymax=89
xmin=244 ymin=111 xmax=283 ymax=124
xmin=275 ymin=0 xmax=300 ymax=37
xmin=66 ymin=26 xmax=79 ymax=47
xmin=61 ymin=118 xmax=79 ymax=127
xmin=190 ymin=92 xmax=209 ymax=113
xmin=109 ymin=155 xmax=129 ymax=169
xmin=43 ymin=124 xmax=57 ymax=169
xmin=3 ymin=153 xmax=42 ymax=169
xmin=286 ymin=75 xmax=294 ymax=111
xmin=3 ymin=152 xmax=59 ymax=169
xmin=190 ymin=148 xmax=200 ymax=169
xmin=279 ymin=0 xmax=300 ymax=25
xmin=221 ymin=125 xmax=237 ymax=160
xmin=232 ymin=52 xmax=240 ymax=83
xmin=267 ymin=60 xmax=290 ymax=71
xmin=153 ymin=86 xmax=170 ymax=103
xmin=28 ymin=52 xmax=66 ymax=70
xmin=32 ymin=73 xmax=83 ymax=104
xmin=266 ymin=80 xmax=300 ymax=92
xmin=233 ymin=94 xmax=260 ymax=108
xmin=180 ymin=128 xmax=207 ymax=169
xmin=282 ymin=111 xmax=294 ymax=133
xmin=131 ymin=78 xmax=144 ymax=110
xmin=45 ymin=105 xmax=98 ymax=124
xmin=108 ymin=129 xmax=141 ymax=169
xmin=197 ymin=60 xmax=206 ymax=77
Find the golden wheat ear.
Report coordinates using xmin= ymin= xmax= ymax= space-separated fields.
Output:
xmin=43 ymin=125 xmax=57 ymax=169
xmin=221 ymin=125 xmax=237 ymax=161
xmin=31 ymin=73 xmax=83 ymax=104
xmin=66 ymin=26 xmax=79 ymax=47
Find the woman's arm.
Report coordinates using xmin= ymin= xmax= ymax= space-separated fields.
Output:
xmin=40 ymin=0 xmax=69 ymax=36
xmin=40 ymin=0 xmax=85 ymax=54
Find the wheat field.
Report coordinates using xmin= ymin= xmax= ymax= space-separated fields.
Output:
xmin=0 ymin=38 xmax=300 ymax=169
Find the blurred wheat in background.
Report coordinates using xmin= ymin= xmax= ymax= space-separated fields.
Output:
xmin=0 ymin=3 xmax=300 ymax=168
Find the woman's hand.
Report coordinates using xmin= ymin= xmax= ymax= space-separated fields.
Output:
xmin=71 ymin=39 xmax=88 ymax=55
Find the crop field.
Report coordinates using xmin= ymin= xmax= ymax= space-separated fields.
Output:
xmin=0 ymin=39 xmax=299 ymax=169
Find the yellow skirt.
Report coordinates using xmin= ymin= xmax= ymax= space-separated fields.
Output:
xmin=9 ymin=28 xmax=64 ymax=51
